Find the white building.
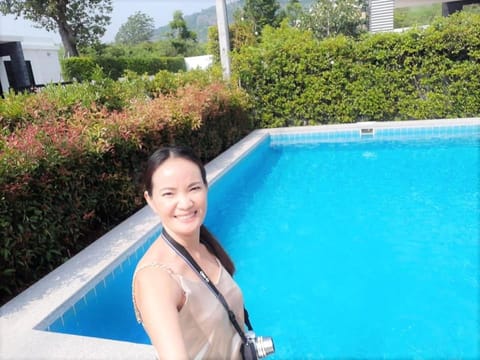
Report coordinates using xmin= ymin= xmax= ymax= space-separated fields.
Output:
xmin=0 ymin=35 xmax=63 ymax=96
xmin=184 ymin=55 xmax=214 ymax=71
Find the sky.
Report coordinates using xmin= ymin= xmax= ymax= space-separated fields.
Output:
xmin=0 ymin=0 xmax=222 ymax=44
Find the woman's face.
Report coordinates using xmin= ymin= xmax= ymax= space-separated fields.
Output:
xmin=145 ymin=157 xmax=207 ymax=239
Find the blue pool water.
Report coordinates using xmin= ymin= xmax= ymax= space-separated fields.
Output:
xmin=46 ymin=126 xmax=479 ymax=359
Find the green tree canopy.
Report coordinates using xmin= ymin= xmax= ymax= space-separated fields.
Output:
xmin=115 ymin=11 xmax=155 ymax=45
xmin=167 ymin=10 xmax=198 ymax=55
xmin=242 ymin=0 xmax=283 ymax=35
xmin=300 ymin=0 xmax=366 ymax=39
xmin=168 ymin=10 xmax=197 ymax=41
xmin=283 ymin=0 xmax=305 ymax=27
xmin=0 ymin=0 xmax=112 ymax=57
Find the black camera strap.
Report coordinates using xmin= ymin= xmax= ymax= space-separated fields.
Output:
xmin=161 ymin=228 xmax=250 ymax=343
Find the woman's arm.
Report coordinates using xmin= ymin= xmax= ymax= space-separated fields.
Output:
xmin=134 ymin=266 xmax=188 ymax=359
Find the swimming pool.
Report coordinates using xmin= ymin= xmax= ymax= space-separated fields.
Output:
xmin=1 ymin=119 xmax=479 ymax=359
xmin=218 ymin=133 xmax=479 ymax=359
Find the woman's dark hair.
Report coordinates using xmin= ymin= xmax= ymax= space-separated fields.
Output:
xmin=144 ymin=146 xmax=235 ymax=275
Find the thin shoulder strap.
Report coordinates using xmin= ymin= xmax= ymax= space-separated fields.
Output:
xmin=162 ymin=228 xmax=250 ymax=343
xmin=244 ymin=307 xmax=254 ymax=331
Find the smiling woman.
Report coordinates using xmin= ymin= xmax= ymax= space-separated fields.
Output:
xmin=132 ymin=146 xmax=245 ymax=359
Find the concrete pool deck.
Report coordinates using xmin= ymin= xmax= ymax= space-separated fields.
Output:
xmin=1 ymin=118 xmax=479 ymax=359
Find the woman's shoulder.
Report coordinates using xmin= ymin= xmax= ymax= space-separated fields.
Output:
xmin=133 ymin=241 xmax=181 ymax=287
xmin=136 ymin=238 xmax=174 ymax=270
xmin=132 ymin=256 xmax=185 ymax=324
xmin=133 ymin=242 xmax=185 ymax=299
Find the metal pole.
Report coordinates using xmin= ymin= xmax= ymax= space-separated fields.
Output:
xmin=216 ymin=0 xmax=231 ymax=80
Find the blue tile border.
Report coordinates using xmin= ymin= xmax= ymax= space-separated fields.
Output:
xmin=270 ymin=123 xmax=480 ymax=146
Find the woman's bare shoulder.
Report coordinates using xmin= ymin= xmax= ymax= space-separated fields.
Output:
xmin=133 ymin=241 xmax=185 ymax=307
xmin=136 ymin=238 xmax=174 ymax=270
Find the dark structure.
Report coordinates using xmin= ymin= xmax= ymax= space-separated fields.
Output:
xmin=0 ymin=41 xmax=33 ymax=94
xmin=442 ymin=0 xmax=480 ymax=15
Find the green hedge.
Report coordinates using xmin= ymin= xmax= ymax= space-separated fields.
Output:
xmin=0 ymin=78 xmax=252 ymax=305
xmin=234 ymin=12 xmax=480 ymax=127
xmin=62 ymin=55 xmax=186 ymax=81
xmin=60 ymin=57 xmax=98 ymax=82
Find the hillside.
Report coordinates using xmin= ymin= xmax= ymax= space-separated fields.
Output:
xmin=152 ymin=0 xmax=314 ymax=43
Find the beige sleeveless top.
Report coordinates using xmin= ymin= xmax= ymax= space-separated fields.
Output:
xmin=132 ymin=259 xmax=244 ymax=360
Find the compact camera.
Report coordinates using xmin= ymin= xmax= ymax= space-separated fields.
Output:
xmin=241 ymin=331 xmax=275 ymax=359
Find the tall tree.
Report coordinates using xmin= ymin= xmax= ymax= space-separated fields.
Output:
xmin=168 ymin=10 xmax=197 ymax=41
xmin=300 ymin=0 xmax=366 ymax=39
xmin=167 ymin=10 xmax=197 ymax=55
xmin=115 ymin=11 xmax=154 ymax=45
xmin=0 ymin=0 xmax=112 ymax=57
xmin=243 ymin=0 xmax=282 ymax=35
xmin=284 ymin=0 xmax=305 ymax=27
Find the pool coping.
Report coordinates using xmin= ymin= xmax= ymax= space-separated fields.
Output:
xmin=1 ymin=118 xmax=479 ymax=359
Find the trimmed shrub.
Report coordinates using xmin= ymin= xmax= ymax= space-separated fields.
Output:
xmin=0 ymin=74 xmax=150 ymax=135
xmin=234 ymin=12 xmax=480 ymax=126
xmin=62 ymin=56 xmax=186 ymax=81
xmin=0 ymin=79 xmax=252 ymax=305
xmin=61 ymin=57 xmax=98 ymax=82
